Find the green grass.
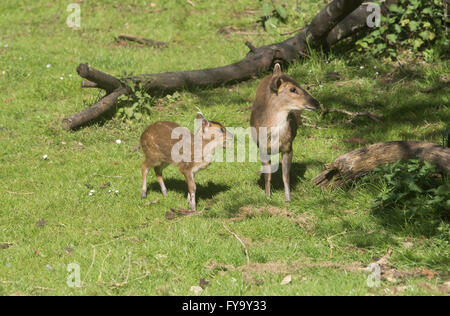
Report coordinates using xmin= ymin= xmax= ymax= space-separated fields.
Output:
xmin=0 ymin=0 xmax=449 ymax=296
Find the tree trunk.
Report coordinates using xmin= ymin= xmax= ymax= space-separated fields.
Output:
xmin=63 ymin=0 xmax=369 ymax=130
xmin=312 ymin=141 xmax=450 ymax=187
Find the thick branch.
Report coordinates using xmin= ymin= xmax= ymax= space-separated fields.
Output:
xmin=326 ymin=0 xmax=399 ymax=46
xmin=312 ymin=141 xmax=450 ymax=187
xmin=77 ymin=64 xmax=122 ymax=93
xmin=306 ymin=0 xmax=365 ymax=46
xmin=62 ymin=86 xmax=129 ymax=130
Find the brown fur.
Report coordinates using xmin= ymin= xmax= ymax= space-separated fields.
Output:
xmin=250 ymin=64 xmax=320 ymax=201
xmin=140 ymin=113 xmax=232 ymax=210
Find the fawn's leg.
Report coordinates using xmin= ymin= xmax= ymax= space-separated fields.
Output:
xmin=154 ymin=165 xmax=168 ymax=197
xmin=141 ymin=162 xmax=149 ymax=199
xmin=282 ymin=151 xmax=293 ymax=202
xmin=183 ymin=171 xmax=196 ymax=211
xmin=262 ymin=160 xmax=272 ymax=198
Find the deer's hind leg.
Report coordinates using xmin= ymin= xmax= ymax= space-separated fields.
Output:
xmin=154 ymin=164 xmax=169 ymax=197
xmin=141 ymin=161 xmax=151 ymax=199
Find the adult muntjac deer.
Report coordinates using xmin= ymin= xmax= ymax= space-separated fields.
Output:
xmin=250 ymin=64 xmax=320 ymax=201
xmin=140 ymin=113 xmax=233 ymax=210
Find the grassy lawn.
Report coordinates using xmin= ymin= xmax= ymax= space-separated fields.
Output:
xmin=0 ymin=0 xmax=448 ymax=296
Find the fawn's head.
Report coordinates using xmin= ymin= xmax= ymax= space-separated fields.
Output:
xmin=269 ymin=63 xmax=320 ymax=112
xmin=196 ymin=113 xmax=233 ymax=148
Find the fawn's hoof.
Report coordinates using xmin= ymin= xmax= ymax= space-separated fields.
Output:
xmin=141 ymin=192 xmax=147 ymax=199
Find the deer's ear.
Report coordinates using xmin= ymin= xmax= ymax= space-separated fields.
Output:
xmin=196 ymin=112 xmax=204 ymax=120
xmin=273 ymin=63 xmax=282 ymax=76
xmin=270 ymin=76 xmax=284 ymax=94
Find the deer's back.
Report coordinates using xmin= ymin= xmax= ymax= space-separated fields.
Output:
xmin=140 ymin=121 xmax=192 ymax=163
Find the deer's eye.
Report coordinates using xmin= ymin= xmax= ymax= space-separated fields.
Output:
xmin=220 ymin=128 xmax=225 ymax=133
xmin=290 ymin=88 xmax=297 ymax=93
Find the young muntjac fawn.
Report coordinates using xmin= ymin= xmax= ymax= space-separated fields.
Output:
xmin=250 ymin=64 xmax=320 ymax=201
xmin=140 ymin=113 xmax=232 ymax=210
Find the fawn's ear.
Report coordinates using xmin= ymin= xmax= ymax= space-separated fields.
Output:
xmin=202 ymin=118 xmax=210 ymax=131
xmin=273 ymin=63 xmax=282 ymax=76
xmin=196 ymin=112 xmax=210 ymax=131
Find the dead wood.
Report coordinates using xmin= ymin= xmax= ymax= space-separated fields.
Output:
xmin=312 ymin=141 xmax=450 ymax=187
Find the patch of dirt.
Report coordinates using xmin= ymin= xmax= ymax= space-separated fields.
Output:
xmin=204 ymin=260 xmax=236 ymax=274
xmin=0 ymin=243 xmax=12 ymax=250
xmin=205 ymin=259 xmax=365 ymax=275
xmin=233 ymin=206 xmax=317 ymax=232
xmin=371 ymin=249 xmax=441 ymax=283
xmin=240 ymin=261 xmax=296 ymax=274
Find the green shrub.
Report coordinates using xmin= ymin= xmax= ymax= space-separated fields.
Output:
xmin=370 ymin=159 xmax=449 ymax=227
xmin=258 ymin=0 xmax=290 ymax=33
xmin=116 ymin=82 xmax=153 ymax=121
xmin=356 ymin=0 xmax=449 ymax=59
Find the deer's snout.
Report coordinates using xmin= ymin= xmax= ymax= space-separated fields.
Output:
xmin=303 ymin=94 xmax=321 ymax=111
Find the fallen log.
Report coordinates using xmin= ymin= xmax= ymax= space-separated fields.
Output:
xmin=63 ymin=0 xmax=371 ymax=130
xmin=312 ymin=141 xmax=450 ymax=187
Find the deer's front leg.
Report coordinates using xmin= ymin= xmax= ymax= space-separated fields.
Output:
xmin=184 ymin=171 xmax=196 ymax=210
xmin=282 ymin=151 xmax=293 ymax=202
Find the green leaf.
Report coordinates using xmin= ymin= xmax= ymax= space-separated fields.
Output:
xmin=264 ymin=17 xmax=278 ymax=32
xmin=388 ymin=4 xmax=404 ymax=13
xmin=413 ymin=38 xmax=424 ymax=50
xmin=261 ymin=2 xmax=274 ymax=17
xmin=357 ymin=41 xmax=369 ymax=49
xmin=386 ymin=34 xmax=398 ymax=43
xmin=409 ymin=21 xmax=419 ymax=32
xmin=124 ymin=107 xmax=134 ymax=118
xmin=435 ymin=184 xmax=450 ymax=196
xmin=408 ymin=182 xmax=423 ymax=193
xmin=422 ymin=7 xmax=433 ymax=15
xmin=400 ymin=19 xmax=410 ymax=26
xmin=419 ymin=31 xmax=430 ymax=40
xmin=275 ymin=4 xmax=288 ymax=20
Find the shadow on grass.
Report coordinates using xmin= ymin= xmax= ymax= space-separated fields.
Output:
xmin=149 ymin=178 xmax=230 ymax=200
xmin=371 ymin=207 xmax=449 ymax=239
xmin=257 ymin=162 xmax=308 ymax=192
xmin=317 ymin=85 xmax=448 ymax=147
